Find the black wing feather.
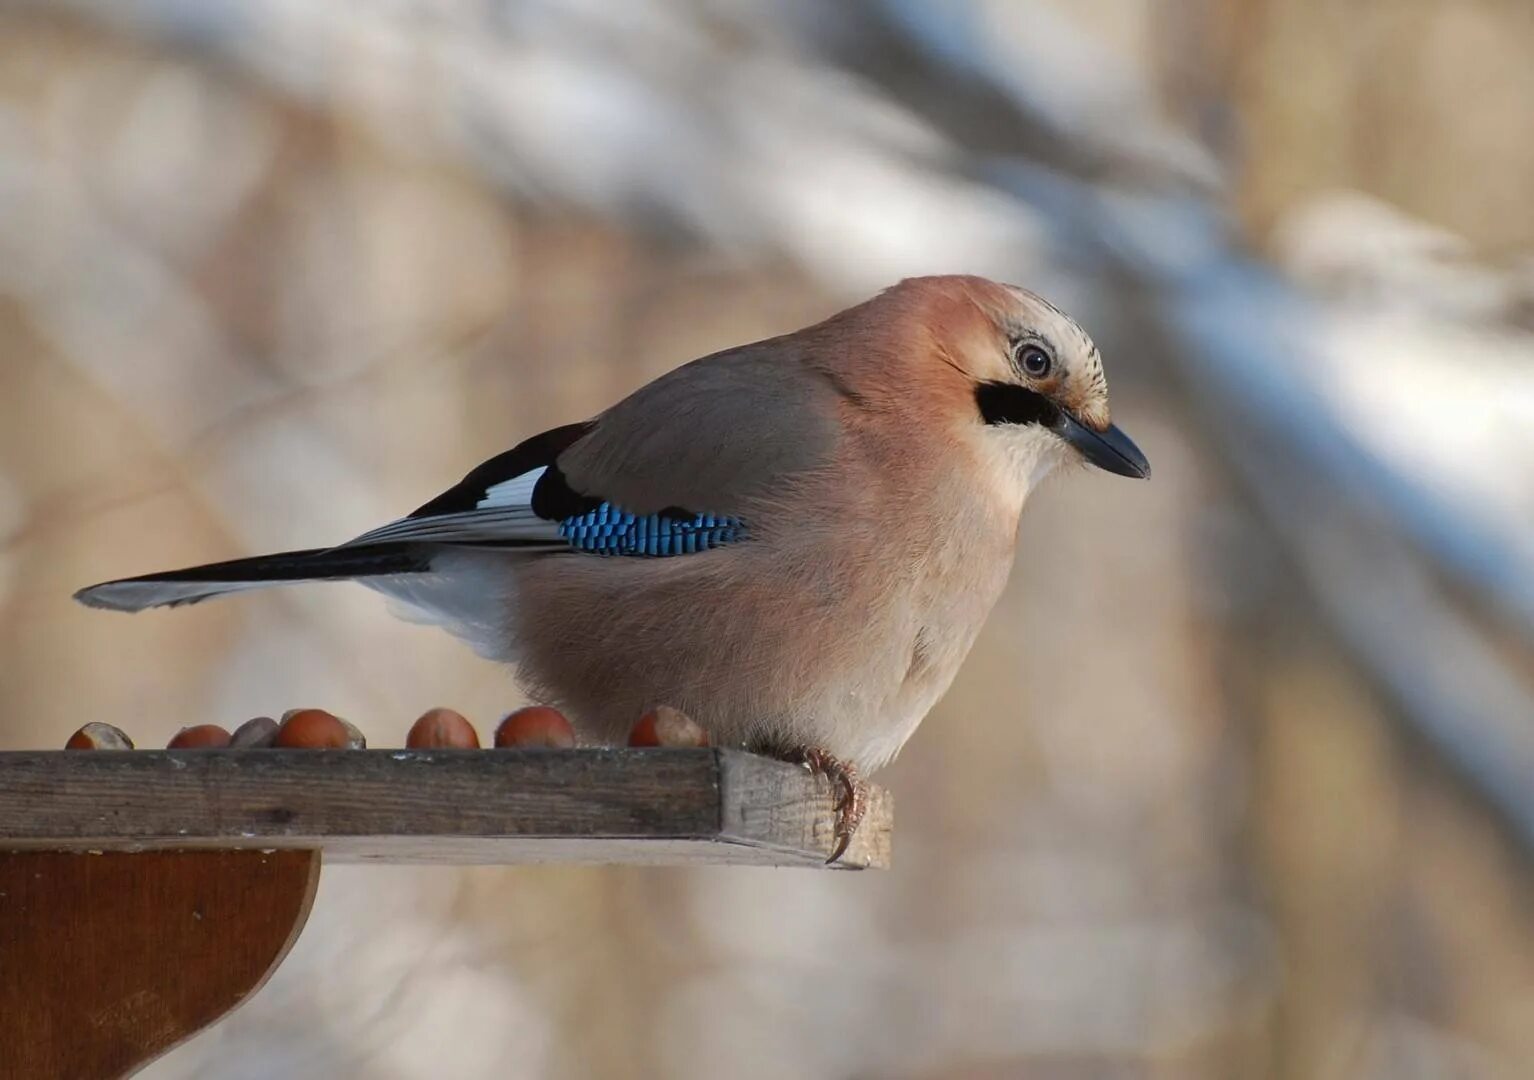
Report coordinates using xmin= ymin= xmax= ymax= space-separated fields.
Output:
xmin=408 ymin=420 xmax=595 ymax=518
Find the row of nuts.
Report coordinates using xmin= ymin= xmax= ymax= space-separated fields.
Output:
xmin=64 ymin=704 xmax=711 ymax=752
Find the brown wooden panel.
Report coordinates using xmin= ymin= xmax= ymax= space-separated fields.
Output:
xmin=0 ymin=749 xmax=891 ymax=868
xmin=0 ymin=849 xmax=319 ymax=1080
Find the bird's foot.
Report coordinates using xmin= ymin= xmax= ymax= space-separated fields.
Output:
xmin=781 ymin=746 xmax=867 ymax=864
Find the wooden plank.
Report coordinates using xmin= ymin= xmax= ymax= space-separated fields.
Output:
xmin=0 ymin=849 xmax=319 ymax=1080
xmin=0 ymin=749 xmax=891 ymax=869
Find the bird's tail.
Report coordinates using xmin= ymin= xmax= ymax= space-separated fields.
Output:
xmin=73 ymin=544 xmax=431 ymax=613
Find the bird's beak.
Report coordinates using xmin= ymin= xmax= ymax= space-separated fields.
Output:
xmin=1054 ymin=412 xmax=1151 ymax=479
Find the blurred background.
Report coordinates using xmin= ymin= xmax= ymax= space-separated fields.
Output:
xmin=3 ymin=1 xmax=1533 ymax=1077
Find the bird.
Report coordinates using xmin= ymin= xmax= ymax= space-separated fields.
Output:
xmin=76 ymin=275 xmax=1149 ymax=860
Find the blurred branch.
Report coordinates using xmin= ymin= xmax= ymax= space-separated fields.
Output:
xmin=1159 ymin=256 xmax=1534 ymax=850
xmin=811 ymin=0 xmax=1223 ymax=190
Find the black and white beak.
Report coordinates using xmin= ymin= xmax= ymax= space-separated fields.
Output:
xmin=1054 ymin=413 xmax=1150 ymax=479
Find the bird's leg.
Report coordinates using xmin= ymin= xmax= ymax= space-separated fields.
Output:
xmin=778 ymin=746 xmax=868 ymax=864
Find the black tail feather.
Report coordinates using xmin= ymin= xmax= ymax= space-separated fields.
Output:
xmin=74 ymin=544 xmax=432 ymax=612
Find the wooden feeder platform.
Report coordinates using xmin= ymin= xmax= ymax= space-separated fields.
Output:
xmin=0 ymin=748 xmax=891 ymax=1078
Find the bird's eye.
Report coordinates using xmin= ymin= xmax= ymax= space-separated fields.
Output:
xmin=1016 ymin=344 xmax=1052 ymax=378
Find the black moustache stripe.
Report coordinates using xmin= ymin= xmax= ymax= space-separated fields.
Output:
xmin=975 ymin=381 xmax=1059 ymax=427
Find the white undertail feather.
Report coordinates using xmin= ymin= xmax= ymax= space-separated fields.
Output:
xmin=363 ymin=551 xmax=526 ymax=662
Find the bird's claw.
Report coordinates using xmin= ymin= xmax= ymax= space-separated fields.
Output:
xmin=784 ymin=746 xmax=867 ymax=864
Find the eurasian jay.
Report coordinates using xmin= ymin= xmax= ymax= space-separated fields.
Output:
xmin=77 ymin=275 xmax=1149 ymax=857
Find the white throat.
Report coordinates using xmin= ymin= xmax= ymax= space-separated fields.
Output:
xmin=984 ymin=424 xmax=1070 ymax=508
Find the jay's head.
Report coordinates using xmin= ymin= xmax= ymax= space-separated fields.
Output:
xmin=875 ymin=276 xmax=1150 ymax=481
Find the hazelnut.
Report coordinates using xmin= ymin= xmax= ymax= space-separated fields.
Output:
xmin=64 ymin=722 xmax=135 ymax=750
xmin=628 ymin=706 xmax=709 ymax=748
xmin=167 ymin=724 xmax=232 ymax=749
xmin=494 ymin=706 xmax=575 ymax=749
xmin=229 ymin=716 xmax=280 ymax=748
xmin=406 ymin=707 xmax=481 ymax=749
xmin=274 ymin=709 xmax=351 ymax=749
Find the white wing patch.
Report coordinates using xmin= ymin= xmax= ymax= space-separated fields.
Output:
xmin=479 ymin=467 xmax=546 ymax=509
xmin=336 ymin=466 xmax=563 ymax=549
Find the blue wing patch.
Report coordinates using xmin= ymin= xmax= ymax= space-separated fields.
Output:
xmin=559 ymin=504 xmax=744 ymax=556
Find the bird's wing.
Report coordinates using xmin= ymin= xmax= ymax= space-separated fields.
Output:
xmin=557 ymin=349 xmax=839 ymax=515
xmin=339 ymin=350 xmax=840 ymax=556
